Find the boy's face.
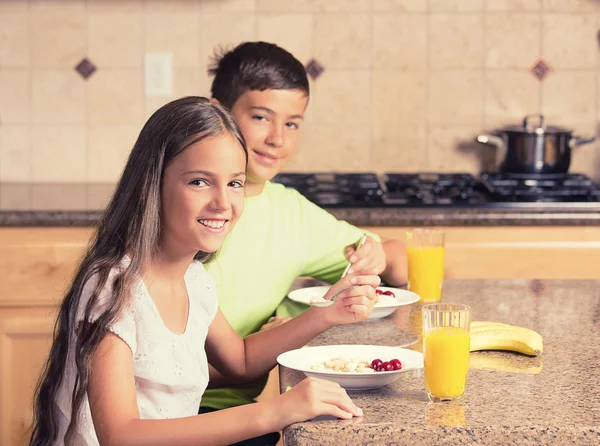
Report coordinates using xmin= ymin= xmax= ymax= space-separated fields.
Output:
xmin=230 ymin=89 xmax=308 ymax=183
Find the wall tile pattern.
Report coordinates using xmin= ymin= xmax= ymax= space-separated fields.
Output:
xmin=0 ymin=0 xmax=599 ymax=211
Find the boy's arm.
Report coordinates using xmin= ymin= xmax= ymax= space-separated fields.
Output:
xmin=292 ymin=190 xmax=407 ymax=286
xmin=343 ymin=235 xmax=408 ymax=287
xmin=380 ymin=237 xmax=408 ymax=286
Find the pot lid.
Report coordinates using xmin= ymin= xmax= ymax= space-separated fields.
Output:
xmin=501 ymin=113 xmax=572 ymax=134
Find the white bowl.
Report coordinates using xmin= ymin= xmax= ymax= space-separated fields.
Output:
xmin=287 ymin=286 xmax=419 ymax=320
xmin=277 ymin=344 xmax=424 ymax=390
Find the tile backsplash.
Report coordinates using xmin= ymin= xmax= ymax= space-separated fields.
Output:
xmin=1 ymin=0 xmax=599 ymax=188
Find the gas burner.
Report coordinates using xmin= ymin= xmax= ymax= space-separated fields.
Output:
xmin=383 ymin=173 xmax=487 ymax=206
xmin=481 ymin=172 xmax=600 ymax=202
xmin=272 ymin=172 xmax=384 ymax=207
xmin=273 ymin=171 xmax=600 ymax=208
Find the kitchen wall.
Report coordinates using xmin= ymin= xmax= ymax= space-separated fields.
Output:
xmin=0 ymin=0 xmax=599 ymax=203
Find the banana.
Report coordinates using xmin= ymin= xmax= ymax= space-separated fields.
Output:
xmin=471 ymin=321 xmax=514 ymax=329
xmin=469 ymin=321 xmax=543 ymax=356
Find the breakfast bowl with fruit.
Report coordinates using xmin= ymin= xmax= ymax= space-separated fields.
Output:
xmin=277 ymin=344 xmax=424 ymax=390
xmin=287 ymin=286 xmax=419 ymax=320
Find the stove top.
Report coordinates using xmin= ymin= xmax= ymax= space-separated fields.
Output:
xmin=481 ymin=172 xmax=600 ymax=202
xmin=273 ymin=172 xmax=384 ymax=206
xmin=383 ymin=173 xmax=487 ymax=206
xmin=272 ymin=172 xmax=600 ymax=208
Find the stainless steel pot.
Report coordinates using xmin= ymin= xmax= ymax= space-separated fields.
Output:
xmin=476 ymin=114 xmax=596 ymax=174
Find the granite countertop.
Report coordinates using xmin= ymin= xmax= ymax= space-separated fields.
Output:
xmin=1 ymin=183 xmax=600 ymax=226
xmin=280 ymin=279 xmax=600 ymax=445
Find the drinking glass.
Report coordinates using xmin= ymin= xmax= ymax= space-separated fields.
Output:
xmin=407 ymin=229 xmax=445 ymax=303
xmin=422 ymin=303 xmax=471 ymax=402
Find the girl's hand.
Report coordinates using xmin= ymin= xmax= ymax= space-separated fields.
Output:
xmin=344 ymin=236 xmax=386 ymax=276
xmin=272 ymin=377 xmax=363 ymax=429
xmin=260 ymin=316 xmax=291 ymax=332
xmin=321 ymin=273 xmax=380 ymax=324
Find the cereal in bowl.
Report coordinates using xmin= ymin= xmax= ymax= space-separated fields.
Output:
xmin=310 ymin=356 xmax=375 ymax=373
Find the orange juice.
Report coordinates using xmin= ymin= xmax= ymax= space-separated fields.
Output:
xmin=424 ymin=327 xmax=470 ymax=400
xmin=408 ymin=246 xmax=445 ymax=303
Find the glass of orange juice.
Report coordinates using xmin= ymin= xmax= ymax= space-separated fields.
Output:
xmin=422 ymin=303 xmax=471 ymax=402
xmin=407 ymin=228 xmax=445 ymax=303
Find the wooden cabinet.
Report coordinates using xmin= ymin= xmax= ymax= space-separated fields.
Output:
xmin=0 ymin=228 xmax=92 ymax=306
xmin=0 ymin=228 xmax=91 ymax=446
xmin=363 ymin=225 xmax=600 ymax=279
xmin=0 ymin=308 xmax=55 ymax=446
xmin=1 ymin=224 xmax=599 ymax=444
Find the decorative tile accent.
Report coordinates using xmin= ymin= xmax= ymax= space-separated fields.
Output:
xmin=75 ymin=58 xmax=97 ymax=79
xmin=530 ymin=58 xmax=551 ymax=81
xmin=305 ymin=58 xmax=325 ymax=80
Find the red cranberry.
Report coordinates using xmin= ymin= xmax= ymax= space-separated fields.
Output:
xmin=379 ymin=361 xmax=392 ymax=372
xmin=375 ymin=289 xmax=383 ymax=295
xmin=371 ymin=359 xmax=383 ymax=370
xmin=390 ymin=359 xmax=402 ymax=370
xmin=382 ymin=290 xmax=395 ymax=297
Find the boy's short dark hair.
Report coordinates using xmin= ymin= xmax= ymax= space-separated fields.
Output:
xmin=209 ymin=41 xmax=309 ymax=109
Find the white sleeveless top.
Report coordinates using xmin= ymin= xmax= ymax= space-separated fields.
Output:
xmin=53 ymin=259 xmax=218 ymax=445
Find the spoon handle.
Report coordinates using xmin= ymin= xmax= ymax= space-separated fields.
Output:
xmin=341 ymin=233 xmax=368 ymax=278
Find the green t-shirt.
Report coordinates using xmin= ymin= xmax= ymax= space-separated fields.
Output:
xmin=201 ymin=181 xmax=371 ymax=410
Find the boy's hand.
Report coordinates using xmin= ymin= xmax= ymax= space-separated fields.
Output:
xmin=321 ymin=273 xmax=379 ymax=324
xmin=344 ymin=236 xmax=386 ymax=276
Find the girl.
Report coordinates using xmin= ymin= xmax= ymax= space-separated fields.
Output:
xmin=29 ymin=97 xmax=379 ymax=446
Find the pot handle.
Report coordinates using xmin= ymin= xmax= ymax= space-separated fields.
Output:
xmin=569 ymin=136 xmax=596 ymax=149
xmin=523 ymin=113 xmax=545 ymax=130
xmin=476 ymin=134 xmax=505 ymax=148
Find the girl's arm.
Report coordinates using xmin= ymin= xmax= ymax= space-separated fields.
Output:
xmin=205 ymin=273 xmax=378 ymax=383
xmin=206 ymin=316 xmax=291 ymax=388
xmin=206 ymin=363 xmax=230 ymax=389
xmin=89 ymin=304 xmax=367 ymax=445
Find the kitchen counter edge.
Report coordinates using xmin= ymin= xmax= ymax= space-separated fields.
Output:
xmin=1 ymin=207 xmax=600 ymax=227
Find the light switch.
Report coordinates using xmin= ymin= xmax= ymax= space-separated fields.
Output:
xmin=144 ymin=53 xmax=173 ymax=97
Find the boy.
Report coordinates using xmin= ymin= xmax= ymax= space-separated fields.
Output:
xmin=202 ymin=42 xmax=407 ymax=445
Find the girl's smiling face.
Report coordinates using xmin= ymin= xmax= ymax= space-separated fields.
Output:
xmin=160 ymin=133 xmax=247 ymax=256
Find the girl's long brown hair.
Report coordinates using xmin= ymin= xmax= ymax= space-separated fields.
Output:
xmin=29 ymin=97 xmax=247 ymax=445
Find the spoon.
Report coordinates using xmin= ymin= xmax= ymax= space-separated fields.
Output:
xmin=340 ymin=233 xmax=368 ymax=279
xmin=310 ymin=234 xmax=368 ymax=308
